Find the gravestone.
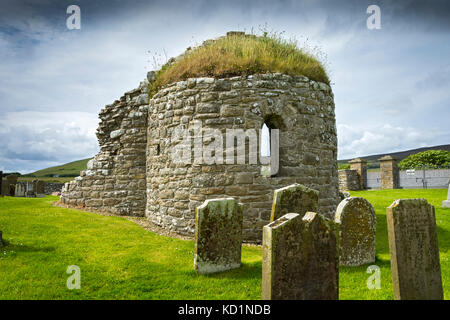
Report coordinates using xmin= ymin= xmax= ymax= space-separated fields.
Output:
xmin=442 ymin=180 xmax=450 ymax=208
xmin=15 ymin=183 xmax=25 ymax=197
xmin=34 ymin=180 xmax=45 ymax=198
xmin=194 ymin=198 xmax=243 ymax=274
xmin=387 ymin=199 xmax=443 ymax=300
xmin=334 ymin=197 xmax=376 ymax=266
xmin=26 ymin=182 xmax=35 ymax=198
xmin=0 ymin=230 xmax=3 ymax=246
xmin=262 ymin=212 xmax=338 ymax=300
xmin=6 ymin=174 xmax=18 ymax=185
xmin=270 ymin=183 xmax=319 ymax=221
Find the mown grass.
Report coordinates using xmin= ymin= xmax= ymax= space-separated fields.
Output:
xmin=150 ymin=33 xmax=329 ymax=97
xmin=0 ymin=189 xmax=448 ymax=299
xmin=340 ymin=189 xmax=450 ymax=300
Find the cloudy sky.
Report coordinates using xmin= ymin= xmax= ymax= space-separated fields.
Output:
xmin=1 ymin=0 xmax=449 ymax=173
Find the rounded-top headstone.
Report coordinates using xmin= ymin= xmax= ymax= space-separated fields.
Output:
xmin=334 ymin=197 xmax=376 ymax=266
xmin=270 ymin=183 xmax=319 ymax=222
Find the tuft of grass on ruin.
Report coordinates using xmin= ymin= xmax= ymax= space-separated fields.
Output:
xmin=0 ymin=188 xmax=449 ymax=299
xmin=149 ymin=32 xmax=329 ymax=97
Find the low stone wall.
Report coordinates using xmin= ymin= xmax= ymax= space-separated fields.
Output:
xmin=44 ymin=183 xmax=64 ymax=194
xmin=338 ymin=169 xmax=360 ymax=191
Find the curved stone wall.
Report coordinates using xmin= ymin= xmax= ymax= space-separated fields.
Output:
xmin=145 ymin=73 xmax=338 ymax=242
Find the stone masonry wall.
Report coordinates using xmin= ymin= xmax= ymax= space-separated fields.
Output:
xmin=146 ymin=73 xmax=339 ymax=243
xmin=60 ymin=79 xmax=150 ymax=216
xmin=338 ymin=169 xmax=360 ymax=191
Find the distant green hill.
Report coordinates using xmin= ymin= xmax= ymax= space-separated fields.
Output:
xmin=338 ymin=144 xmax=450 ymax=169
xmin=20 ymin=158 xmax=92 ymax=183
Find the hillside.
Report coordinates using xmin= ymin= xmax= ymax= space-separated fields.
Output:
xmin=19 ymin=158 xmax=92 ymax=183
xmin=338 ymin=144 xmax=450 ymax=166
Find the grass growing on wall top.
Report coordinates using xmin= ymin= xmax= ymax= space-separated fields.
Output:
xmin=149 ymin=32 xmax=329 ymax=97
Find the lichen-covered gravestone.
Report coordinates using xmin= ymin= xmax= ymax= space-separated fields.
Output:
xmin=194 ymin=198 xmax=243 ymax=274
xmin=15 ymin=184 xmax=25 ymax=197
xmin=262 ymin=212 xmax=338 ymax=300
xmin=387 ymin=199 xmax=443 ymax=300
xmin=270 ymin=183 xmax=319 ymax=221
xmin=334 ymin=197 xmax=376 ymax=266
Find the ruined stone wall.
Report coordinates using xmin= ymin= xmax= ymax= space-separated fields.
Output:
xmin=146 ymin=73 xmax=339 ymax=242
xmin=338 ymin=169 xmax=361 ymax=191
xmin=61 ymin=79 xmax=150 ymax=216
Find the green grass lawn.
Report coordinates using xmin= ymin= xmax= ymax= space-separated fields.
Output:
xmin=0 ymin=189 xmax=449 ymax=300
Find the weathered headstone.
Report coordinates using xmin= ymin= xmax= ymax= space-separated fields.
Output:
xmin=334 ymin=197 xmax=376 ymax=266
xmin=26 ymin=182 xmax=35 ymax=198
xmin=15 ymin=183 xmax=25 ymax=197
xmin=442 ymin=180 xmax=450 ymax=208
xmin=270 ymin=183 xmax=319 ymax=221
xmin=2 ymin=176 xmax=11 ymax=196
xmin=194 ymin=198 xmax=243 ymax=274
xmin=387 ymin=199 xmax=443 ymax=300
xmin=6 ymin=174 xmax=18 ymax=185
xmin=34 ymin=180 xmax=45 ymax=198
xmin=262 ymin=212 xmax=339 ymax=300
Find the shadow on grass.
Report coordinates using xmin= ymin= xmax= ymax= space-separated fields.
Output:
xmin=2 ymin=241 xmax=55 ymax=253
xmin=189 ymin=261 xmax=262 ymax=280
xmin=339 ymin=257 xmax=391 ymax=274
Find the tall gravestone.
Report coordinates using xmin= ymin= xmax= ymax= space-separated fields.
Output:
xmin=15 ymin=184 xmax=25 ymax=197
xmin=26 ymin=182 xmax=35 ymax=197
xmin=194 ymin=198 xmax=243 ymax=274
xmin=262 ymin=212 xmax=338 ymax=300
xmin=270 ymin=183 xmax=319 ymax=221
xmin=334 ymin=197 xmax=376 ymax=266
xmin=442 ymin=180 xmax=450 ymax=208
xmin=34 ymin=180 xmax=45 ymax=197
xmin=387 ymin=199 xmax=443 ymax=300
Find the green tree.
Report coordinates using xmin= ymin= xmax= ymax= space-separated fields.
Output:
xmin=398 ymin=150 xmax=450 ymax=169
xmin=338 ymin=163 xmax=350 ymax=170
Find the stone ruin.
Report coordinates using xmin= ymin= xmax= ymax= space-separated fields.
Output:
xmin=60 ymin=33 xmax=339 ymax=243
xmin=0 ymin=173 xmax=57 ymax=197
